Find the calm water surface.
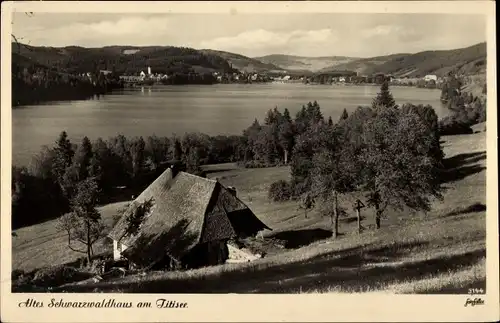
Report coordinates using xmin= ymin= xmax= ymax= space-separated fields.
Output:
xmin=13 ymin=84 xmax=447 ymax=166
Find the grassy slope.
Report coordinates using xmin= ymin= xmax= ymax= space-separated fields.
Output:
xmin=255 ymin=54 xmax=359 ymax=72
xmin=12 ymin=202 xmax=128 ymax=272
xmin=322 ymin=42 xmax=486 ymax=77
xmin=320 ymin=54 xmax=409 ymax=75
xmin=12 ymin=129 xmax=486 ymax=293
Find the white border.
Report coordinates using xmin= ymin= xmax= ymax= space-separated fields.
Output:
xmin=1 ymin=1 xmax=498 ymax=322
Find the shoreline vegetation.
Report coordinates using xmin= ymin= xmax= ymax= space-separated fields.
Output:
xmin=11 ymin=81 xmax=486 ymax=293
xmin=13 ymin=68 xmax=446 ymax=108
xmin=12 ymin=65 xmax=125 ymax=107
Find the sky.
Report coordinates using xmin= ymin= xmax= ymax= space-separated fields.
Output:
xmin=12 ymin=13 xmax=486 ymax=58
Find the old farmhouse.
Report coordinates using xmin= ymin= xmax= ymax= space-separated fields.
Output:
xmin=108 ymin=166 xmax=271 ymax=270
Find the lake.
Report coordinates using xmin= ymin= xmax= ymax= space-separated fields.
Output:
xmin=12 ymin=83 xmax=447 ymax=166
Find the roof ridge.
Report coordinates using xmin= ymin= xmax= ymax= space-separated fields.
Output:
xmin=178 ymin=171 xmax=217 ymax=183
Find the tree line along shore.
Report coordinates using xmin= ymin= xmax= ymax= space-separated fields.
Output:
xmin=13 ymin=46 xmax=486 ymax=109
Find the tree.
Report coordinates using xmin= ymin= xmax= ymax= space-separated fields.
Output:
xmin=307 ymin=101 xmax=324 ymax=124
xmin=264 ymin=107 xmax=282 ymax=125
xmin=52 ymin=131 xmax=75 ymax=190
xmin=298 ymin=192 xmax=315 ymax=218
xmin=328 ymin=116 xmax=333 ymax=126
xmin=57 ymin=177 xmax=104 ymax=265
xmin=181 ymin=133 xmax=211 ymax=165
xmin=29 ymin=145 xmax=57 ymax=180
xmin=253 ymin=126 xmax=279 ymax=164
xmin=145 ymin=135 xmax=170 ymax=169
xmin=310 ymin=126 xmax=358 ymax=238
xmin=172 ymin=137 xmax=183 ymax=162
xmin=340 ymin=108 xmax=349 ymax=121
xmin=73 ymin=136 xmax=93 ymax=180
xmin=129 ymin=136 xmax=146 ymax=179
xmin=61 ymin=136 xmax=94 ymax=198
xmin=295 ymin=105 xmax=308 ymax=134
xmin=185 ymin=148 xmax=202 ymax=174
xmin=89 ymin=138 xmax=117 ymax=193
xmin=109 ymin=134 xmax=132 ymax=183
xmin=283 ymin=108 xmax=292 ymax=123
xmin=361 ymin=108 xmax=444 ymax=229
xmin=401 ymin=104 xmax=444 ymax=164
xmin=278 ymin=116 xmax=295 ymax=164
xmin=242 ymin=119 xmax=262 ymax=162
xmin=372 ymin=81 xmax=396 ymax=110
xmin=290 ymin=123 xmax=326 ymax=195
xmin=120 ymin=198 xmax=155 ymax=241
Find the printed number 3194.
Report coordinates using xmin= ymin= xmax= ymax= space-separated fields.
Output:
xmin=468 ymin=288 xmax=485 ymax=295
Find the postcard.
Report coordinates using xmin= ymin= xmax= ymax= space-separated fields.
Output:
xmin=1 ymin=1 xmax=498 ymax=322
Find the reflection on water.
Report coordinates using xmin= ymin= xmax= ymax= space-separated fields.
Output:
xmin=12 ymin=84 xmax=446 ymax=166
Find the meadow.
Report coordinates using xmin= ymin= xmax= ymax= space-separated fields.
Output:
xmin=11 ymin=122 xmax=487 ymax=293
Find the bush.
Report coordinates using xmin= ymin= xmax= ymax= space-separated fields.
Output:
xmin=11 ymin=269 xmax=25 ymax=280
xmin=439 ymin=117 xmax=473 ymax=136
xmin=12 ymin=269 xmax=38 ymax=292
xmin=31 ymin=265 xmax=93 ymax=288
xmin=268 ymin=180 xmax=293 ymax=202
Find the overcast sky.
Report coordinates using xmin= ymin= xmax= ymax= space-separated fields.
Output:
xmin=12 ymin=13 xmax=486 ymax=58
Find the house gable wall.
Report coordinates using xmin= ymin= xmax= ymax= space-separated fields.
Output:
xmin=113 ymin=240 xmax=129 ymax=261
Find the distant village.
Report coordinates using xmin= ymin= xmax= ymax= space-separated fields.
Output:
xmin=75 ymin=65 xmax=446 ymax=89
xmin=116 ymin=67 xmax=274 ymax=85
xmin=303 ymin=72 xmax=444 ymax=89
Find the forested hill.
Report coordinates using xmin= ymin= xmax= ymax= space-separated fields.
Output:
xmin=12 ymin=43 xmax=239 ymax=75
xmin=200 ymin=49 xmax=284 ymax=73
xmin=321 ymin=42 xmax=486 ymax=77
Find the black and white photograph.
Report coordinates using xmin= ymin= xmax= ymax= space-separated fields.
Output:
xmin=1 ymin=1 xmax=498 ymax=322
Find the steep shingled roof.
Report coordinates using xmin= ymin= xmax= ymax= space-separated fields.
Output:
xmin=108 ymin=168 xmax=270 ymax=267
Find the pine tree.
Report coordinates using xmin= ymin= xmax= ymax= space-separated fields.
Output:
xmin=311 ymin=103 xmax=323 ymax=124
xmin=130 ymin=136 xmax=146 ymax=179
xmin=52 ymin=131 xmax=74 ymax=187
xmin=110 ymin=134 xmax=133 ymax=182
xmin=283 ymin=108 xmax=292 ymax=123
xmin=60 ymin=136 xmax=94 ymax=199
xmin=264 ymin=108 xmax=276 ymax=125
xmin=273 ymin=106 xmax=283 ymax=124
xmin=328 ymin=116 xmax=333 ymax=126
xmin=73 ymin=136 xmax=93 ymax=180
xmin=372 ymin=81 xmax=396 ymax=110
xmin=173 ymin=138 xmax=183 ymax=162
xmin=340 ymin=108 xmax=349 ymax=121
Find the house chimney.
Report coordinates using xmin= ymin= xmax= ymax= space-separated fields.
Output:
xmin=227 ymin=186 xmax=237 ymax=197
xmin=170 ymin=164 xmax=179 ymax=177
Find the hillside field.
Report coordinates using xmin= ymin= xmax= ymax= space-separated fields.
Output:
xmin=322 ymin=42 xmax=486 ymax=77
xmin=11 ymin=125 xmax=487 ymax=293
xmin=254 ymin=54 xmax=359 ymax=72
